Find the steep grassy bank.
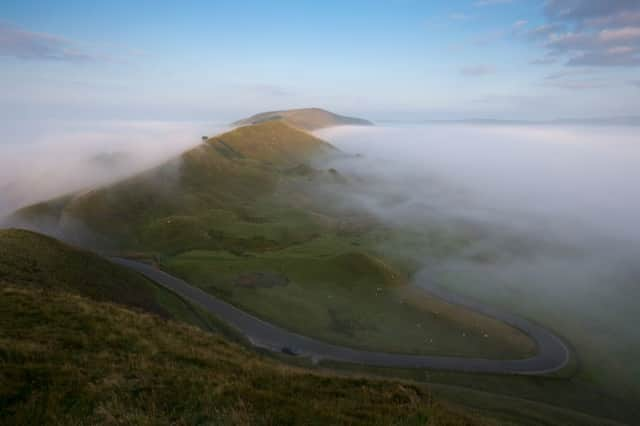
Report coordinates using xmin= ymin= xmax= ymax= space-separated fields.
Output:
xmin=0 ymin=279 xmax=494 ymax=424
xmin=0 ymin=229 xmax=225 ymax=334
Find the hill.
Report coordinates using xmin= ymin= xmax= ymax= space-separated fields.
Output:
xmin=8 ymin=120 xmax=336 ymax=247
xmin=0 ymin=229 xmax=492 ymax=425
xmin=233 ymin=107 xmax=373 ymax=131
xmin=6 ymin=119 xmax=536 ymax=359
xmin=3 ymin=118 xmax=631 ymax=424
xmin=0 ymin=228 xmax=226 ymax=333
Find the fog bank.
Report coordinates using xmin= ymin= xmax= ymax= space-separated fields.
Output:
xmin=316 ymin=123 xmax=640 ymax=396
xmin=317 ymin=124 xmax=640 ymax=244
xmin=0 ymin=120 xmax=225 ymax=217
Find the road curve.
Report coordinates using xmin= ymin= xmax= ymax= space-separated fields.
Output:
xmin=111 ymin=257 xmax=570 ymax=375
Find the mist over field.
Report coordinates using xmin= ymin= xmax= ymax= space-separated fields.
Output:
xmin=318 ymin=124 xmax=640 ymax=242
xmin=0 ymin=120 xmax=222 ymax=217
xmin=317 ymin=124 xmax=640 ymax=396
xmin=2 ymin=118 xmax=639 ymax=396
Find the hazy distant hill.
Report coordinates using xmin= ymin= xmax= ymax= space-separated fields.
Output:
xmin=233 ymin=107 xmax=373 ymax=131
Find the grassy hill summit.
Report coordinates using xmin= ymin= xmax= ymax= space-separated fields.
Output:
xmin=232 ymin=107 xmax=373 ymax=131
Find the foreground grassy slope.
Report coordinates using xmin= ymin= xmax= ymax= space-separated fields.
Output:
xmin=0 ymin=230 xmax=626 ymax=425
xmin=0 ymin=287 xmax=492 ymax=424
xmin=233 ymin=107 xmax=373 ymax=130
xmin=0 ymin=229 xmax=222 ymax=333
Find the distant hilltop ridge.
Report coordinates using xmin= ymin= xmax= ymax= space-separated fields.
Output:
xmin=233 ymin=108 xmax=373 ymax=131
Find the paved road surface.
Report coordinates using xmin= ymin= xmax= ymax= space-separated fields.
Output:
xmin=112 ymin=257 xmax=569 ymax=375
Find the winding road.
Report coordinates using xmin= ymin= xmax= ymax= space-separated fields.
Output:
xmin=111 ymin=257 xmax=570 ymax=375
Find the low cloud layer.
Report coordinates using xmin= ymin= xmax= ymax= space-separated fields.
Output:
xmin=316 ymin=123 xmax=640 ymax=393
xmin=318 ymin=124 xmax=640 ymax=244
xmin=0 ymin=120 xmax=223 ymax=217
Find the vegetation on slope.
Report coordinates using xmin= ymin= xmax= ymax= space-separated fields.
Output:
xmin=0 ymin=231 xmax=628 ymax=425
xmin=10 ymin=121 xmax=334 ymax=246
xmin=163 ymin=241 xmax=535 ymax=358
xmin=0 ymin=229 xmax=492 ymax=425
xmin=0 ymin=229 xmax=222 ymax=333
xmin=7 ymin=120 xmax=536 ymax=359
xmin=3 ymin=112 xmax=636 ymax=424
xmin=232 ymin=107 xmax=373 ymax=131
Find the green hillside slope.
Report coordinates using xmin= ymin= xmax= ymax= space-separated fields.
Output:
xmin=0 ymin=229 xmax=490 ymax=425
xmin=0 ymin=229 xmax=223 ymax=333
xmin=9 ymin=120 xmax=334 ymax=247
xmin=7 ymin=120 xmax=536 ymax=359
xmin=0 ymin=232 xmax=628 ymax=425
xmin=0 ymin=286 xmax=497 ymax=425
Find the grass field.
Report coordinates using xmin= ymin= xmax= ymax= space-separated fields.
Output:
xmin=0 ymin=228 xmax=498 ymax=425
xmin=0 ymin=229 xmax=231 ymax=336
xmin=0 ymin=284 xmax=499 ymax=425
xmin=161 ymin=241 xmax=534 ymax=358
xmin=1 ymin=229 xmax=634 ymax=425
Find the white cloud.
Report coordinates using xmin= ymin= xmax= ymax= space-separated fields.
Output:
xmin=474 ymin=0 xmax=512 ymax=6
xmin=517 ymin=1 xmax=640 ymax=67
xmin=599 ymin=26 xmax=640 ymax=42
xmin=460 ymin=65 xmax=495 ymax=76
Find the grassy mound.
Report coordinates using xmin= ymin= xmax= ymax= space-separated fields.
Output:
xmin=232 ymin=107 xmax=373 ymax=131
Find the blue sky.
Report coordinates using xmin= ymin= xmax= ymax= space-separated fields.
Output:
xmin=1 ymin=0 xmax=639 ymax=121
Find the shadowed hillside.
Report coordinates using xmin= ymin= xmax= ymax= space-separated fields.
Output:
xmin=233 ymin=108 xmax=373 ymax=131
xmin=0 ymin=228 xmax=226 ymax=333
xmin=0 ymin=229 xmax=492 ymax=425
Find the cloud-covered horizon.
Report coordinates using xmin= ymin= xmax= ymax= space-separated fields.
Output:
xmin=0 ymin=120 xmax=223 ymax=217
